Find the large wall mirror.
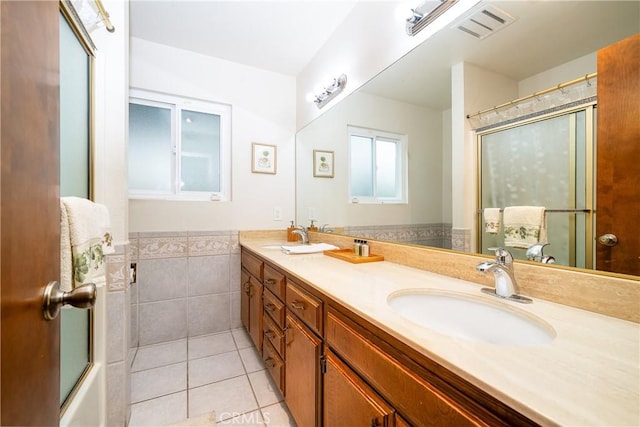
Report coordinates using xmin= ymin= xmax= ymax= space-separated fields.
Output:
xmin=296 ymin=0 xmax=639 ymax=277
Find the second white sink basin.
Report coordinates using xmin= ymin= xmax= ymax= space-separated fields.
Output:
xmin=388 ymin=290 xmax=555 ymax=346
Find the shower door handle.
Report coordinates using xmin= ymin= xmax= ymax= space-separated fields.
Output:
xmin=42 ymin=281 xmax=97 ymax=320
xmin=598 ymin=233 xmax=618 ymax=247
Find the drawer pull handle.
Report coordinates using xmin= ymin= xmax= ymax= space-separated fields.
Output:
xmin=290 ymin=300 xmax=305 ymax=310
xmin=242 ymin=281 xmax=250 ymax=293
xmin=264 ymin=330 xmax=275 ymax=339
xmin=264 ymin=357 xmax=278 ymax=369
xmin=265 ymin=303 xmax=276 ymax=312
xmin=265 ymin=278 xmax=276 ymax=285
xmin=370 ymin=418 xmax=381 ymax=427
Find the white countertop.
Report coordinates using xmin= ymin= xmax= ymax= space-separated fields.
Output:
xmin=241 ymin=239 xmax=640 ymax=427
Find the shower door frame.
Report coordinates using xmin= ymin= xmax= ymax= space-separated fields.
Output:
xmin=475 ymin=102 xmax=596 ymax=269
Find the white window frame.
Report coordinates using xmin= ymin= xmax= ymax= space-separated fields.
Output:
xmin=347 ymin=126 xmax=408 ymax=204
xmin=129 ymin=89 xmax=232 ymax=201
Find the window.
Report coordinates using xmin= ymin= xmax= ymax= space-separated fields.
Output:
xmin=348 ymin=126 xmax=407 ymax=204
xmin=128 ymin=89 xmax=231 ymax=200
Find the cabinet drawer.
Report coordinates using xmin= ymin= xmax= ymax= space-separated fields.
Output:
xmin=263 ymin=264 xmax=286 ymax=301
xmin=286 ymin=280 xmax=323 ymax=336
xmin=326 ymin=309 xmax=488 ymax=427
xmin=241 ymin=250 xmax=263 ymax=281
xmin=263 ymin=288 xmax=285 ymax=328
xmin=263 ymin=339 xmax=285 ymax=396
xmin=263 ymin=312 xmax=285 ymax=358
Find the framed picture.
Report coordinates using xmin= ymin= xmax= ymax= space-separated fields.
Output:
xmin=251 ymin=142 xmax=277 ymax=174
xmin=313 ymin=150 xmax=334 ymax=178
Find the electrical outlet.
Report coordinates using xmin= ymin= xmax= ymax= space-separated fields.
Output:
xmin=273 ymin=206 xmax=282 ymax=221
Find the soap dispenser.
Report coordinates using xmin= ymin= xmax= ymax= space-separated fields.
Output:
xmin=287 ymin=221 xmax=297 ymax=242
xmin=308 ymin=220 xmax=318 ymax=232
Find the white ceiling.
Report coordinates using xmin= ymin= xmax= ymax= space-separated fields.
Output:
xmin=129 ymin=0 xmax=359 ymax=76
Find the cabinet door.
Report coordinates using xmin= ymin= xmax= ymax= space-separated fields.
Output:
xmin=285 ymin=312 xmax=322 ymax=427
xmin=240 ymin=269 xmax=251 ymax=332
xmin=324 ymin=349 xmax=394 ymax=427
xmin=249 ymin=276 xmax=263 ymax=352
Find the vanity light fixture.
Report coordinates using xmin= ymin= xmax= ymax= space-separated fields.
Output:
xmin=313 ymin=74 xmax=347 ymax=109
xmin=406 ymin=0 xmax=458 ymax=36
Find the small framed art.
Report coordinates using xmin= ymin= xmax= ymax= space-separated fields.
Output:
xmin=313 ymin=150 xmax=334 ymax=178
xmin=251 ymin=143 xmax=277 ymax=174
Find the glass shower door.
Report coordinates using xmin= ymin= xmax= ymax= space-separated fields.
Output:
xmin=478 ymin=107 xmax=594 ymax=268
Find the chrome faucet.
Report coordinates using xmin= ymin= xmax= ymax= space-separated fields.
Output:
xmin=526 ymin=242 xmax=555 ymax=264
xmin=291 ymin=226 xmax=309 ymax=244
xmin=319 ymin=224 xmax=333 ymax=233
xmin=476 ymin=248 xmax=532 ymax=303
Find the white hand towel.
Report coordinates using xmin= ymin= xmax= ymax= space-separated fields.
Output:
xmin=60 ymin=197 xmax=111 ymax=291
xmin=503 ymin=206 xmax=547 ymax=249
xmin=281 ymin=243 xmax=339 ymax=254
xmin=483 ymin=208 xmax=501 ymax=234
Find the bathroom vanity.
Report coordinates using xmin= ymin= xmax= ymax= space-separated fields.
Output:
xmin=240 ymin=235 xmax=639 ymax=426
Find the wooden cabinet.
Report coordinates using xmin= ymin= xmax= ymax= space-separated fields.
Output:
xmin=241 ymin=250 xmax=263 ymax=353
xmin=323 ymin=349 xmax=395 ymax=427
xmin=285 ymin=312 xmax=322 ymax=427
xmin=240 ymin=246 xmax=535 ymax=427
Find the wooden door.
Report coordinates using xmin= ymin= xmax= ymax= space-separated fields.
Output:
xmin=285 ymin=312 xmax=321 ymax=427
xmin=596 ymin=33 xmax=640 ymax=276
xmin=1 ymin=1 xmax=61 ymax=425
xmin=323 ymin=349 xmax=394 ymax=427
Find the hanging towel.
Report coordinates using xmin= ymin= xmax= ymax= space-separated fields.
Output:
xmin=60 ymin=197 xmax=112 ymax=291
xmin=503 ymin=206 xmax=547 ymax=249
xmin=483 ymin=208 xmax=501 ymax=234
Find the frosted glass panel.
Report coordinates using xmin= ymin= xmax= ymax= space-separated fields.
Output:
xmin=180 ymin=110 xmax=220 ymax=192
xmin=60 ymin=308 xmax=90 ymax=405
xmin=479 ymin=109 xmax=592 ymax=268
xmin=129 ymin=103 xmax=173 ymax=192
xmin=59 ymin=12 xmax=92 ymax=408
xmin=376 ymin=139 xmax=397 ymax=198
xmin=60 ymin=13 xmax=89 ymax=198
xmin=481 ymin=114 xmax=572 ymax=208
xmin=350 ymin=135 xmax=373 ymax=197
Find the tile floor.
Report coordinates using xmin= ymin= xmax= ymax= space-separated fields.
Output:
xmin=129 ymin=328 xmax=296 ymax=426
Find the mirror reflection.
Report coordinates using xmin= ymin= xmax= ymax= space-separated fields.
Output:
xmin=295 ymin=0 xmax=639 ymax=274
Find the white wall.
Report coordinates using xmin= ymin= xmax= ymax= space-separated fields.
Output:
xmin=129 ymin=38 xmax=296 ymax=232
xmin=92 ymin=0 xmax=129 ymax=245
xmin=296 ymin=91 xmax=442 ymax=228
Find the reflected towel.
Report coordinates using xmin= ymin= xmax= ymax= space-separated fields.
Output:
xmin=483 ymin=208 xmax=501 ymax=234
xmin=60 ymin=197 xmax=111 ymax=291
xmin=503 ymin=206 xmax=547 ymax=249
xmin=281 ymin=243 xmax=339 ymax=254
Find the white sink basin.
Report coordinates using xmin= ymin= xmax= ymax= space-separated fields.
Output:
xmin=261 ymin=243 xmax=338 ymax=254
xmin=388 ymin=290 xmax=555 ymax=346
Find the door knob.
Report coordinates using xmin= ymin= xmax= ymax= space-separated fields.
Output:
xmin=598 ymin=233 xmax=618 ymax=247
xmin=42 ymin=281 xmax=97 ymax=321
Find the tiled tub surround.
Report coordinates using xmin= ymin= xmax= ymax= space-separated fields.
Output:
xmin=105 ymin=244 xmax=133 ymax=427
xmin=240 ymin=231 xmax=640 ymax=426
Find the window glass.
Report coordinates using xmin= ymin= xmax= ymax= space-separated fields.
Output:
xmin=350 ymin=135 xmax=373 ymax=197
xmin=129 ymin=102 xmax=173 ymax=193
xmin=128 ymin=91 xmax=231 ymax=200
xmin=348 ymin=126 xmax=407 ymax=203
xmin=180 ymin=109 xmax=220 ymax=192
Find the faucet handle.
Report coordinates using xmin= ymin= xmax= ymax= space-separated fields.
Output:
xmin=488 ymin=247 xmax=513 ymax=266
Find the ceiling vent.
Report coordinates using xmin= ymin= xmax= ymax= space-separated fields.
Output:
xmin=455 ymin=5 xmax=515 ymax=40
